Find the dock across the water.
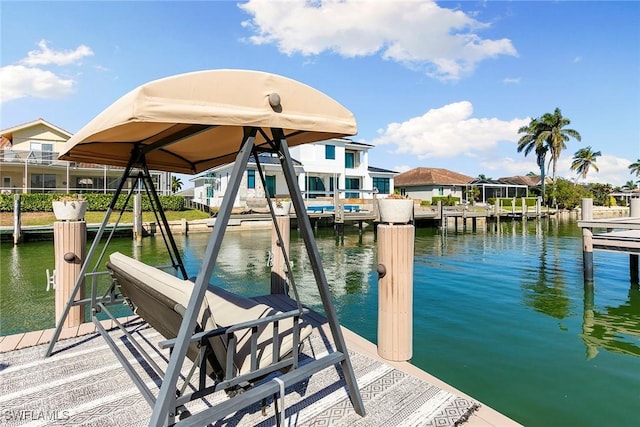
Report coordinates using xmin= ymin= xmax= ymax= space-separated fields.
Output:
xmin=578 ymin=198 xmax=640 ymax=283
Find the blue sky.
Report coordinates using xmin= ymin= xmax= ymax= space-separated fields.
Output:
xmin=1 ymin=0 xmax=639 ymax=187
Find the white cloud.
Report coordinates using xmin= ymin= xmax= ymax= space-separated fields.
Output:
xmin=0 ymin=65 xmax=74 ymax=102
xmin=21 ymin=40 xmax=93 ymax=66
xmin=481 ymin=156 xmax=538 ymax=176
xmin=393 ymin=165 xmax=412 ymax=173
xmin=0 ymin=40 xmax=93 ymax=104
xmin=369 ymin=101 xmax=529 ymax=159
xmin=239 ymin=0 xmax=517 ymax=81
xmin=503 ymin=77 xmax=520 ymax=84
xmin=558 ymin=154 xmax=634 ymax=186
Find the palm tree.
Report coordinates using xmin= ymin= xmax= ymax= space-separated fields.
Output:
xmin=570 ymin=146 xmax=601 ymax=182
xmin=517 ymin=118 xmax=548 ymax=201
xmin=537 ymin=108 xmax=581 ymax=203
xmin=622 ymin=180 xmax=637 ymax=191
xmin=171 ymin=175 xmax=183 ymax=193
xmin=629 ymin=159 xmax=640 ymax=177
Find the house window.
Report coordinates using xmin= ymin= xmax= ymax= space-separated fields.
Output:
xmin=345 ymin=152 xmax=355 ymax=168
xmin=438 ymin=187 xmax=444 ymax=195
xmin=307 ymin=176 xmax=326 ymax=198
xmin=325 ymin=144 xmax=335 ymax=160
xmin=29 ymin=142 xmax=54 ymax=164
xmin=247 ymin=170 xmax=255 ymax=189
xmin=372 ymin=177 xmax=390 ymax=195
xmin=31 ymin=173 xmax=56 ymax=192
xmin=345 ymin=177 xmax=360 ymax=198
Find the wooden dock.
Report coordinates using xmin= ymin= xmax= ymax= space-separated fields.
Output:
xmin=0 ymin=309 xmax=520 ymax=426
xmin=577 ymin=198 xmax=640 ymax=282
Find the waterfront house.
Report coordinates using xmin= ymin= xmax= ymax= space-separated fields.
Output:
xmin=190 ymin=137 xmax=398 ymax=208
xmin=0 ymin=118 xmax=171 ymax=195
xmin=394 ymin=167 xmax=473 ymax=203
xmin=468 ymin=175 xmax=533 ymax=203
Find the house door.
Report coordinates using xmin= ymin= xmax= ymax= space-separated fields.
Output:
xmin=266 ymin=175 xmax=276 ymax=198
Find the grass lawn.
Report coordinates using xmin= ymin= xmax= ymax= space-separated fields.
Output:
xmin=0 ymin=209 xmax=210 ymax=227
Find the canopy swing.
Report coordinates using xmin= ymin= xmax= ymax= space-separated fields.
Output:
xmin=44 ymin=69 xmax=366 ymax=426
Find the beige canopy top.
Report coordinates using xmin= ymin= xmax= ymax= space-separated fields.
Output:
xmin=59 ymin=69 xmax=357 ymax=174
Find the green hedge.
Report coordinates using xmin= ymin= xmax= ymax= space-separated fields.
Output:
xmin=0 ymin=193 xmax=185 ymax=212
xmin=498 ymin=197 xmax=538 ymax=207
xmin=432 ymin=195 xmax=460 ymax=206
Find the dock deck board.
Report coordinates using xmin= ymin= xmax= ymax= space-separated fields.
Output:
xmin=0 ymin=308 xmax=519 ymax=426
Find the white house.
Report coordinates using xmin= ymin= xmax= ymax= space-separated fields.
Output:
xmin=1 ymin=118 xmax=171 ymax=195
xmin=191 ymin=138 xmax=397 ymax=208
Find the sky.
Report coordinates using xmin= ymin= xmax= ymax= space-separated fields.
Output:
xmin=1 ymin=0 xmax=639 ymax=188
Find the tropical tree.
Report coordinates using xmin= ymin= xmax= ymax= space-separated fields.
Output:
xmin=171 ymin=175 xmax=183 ymax=193
xmin=537 ymin=108 xmax=581 ymax=203
xmin=570 ymin=146 xmax=601 ymax=182
xmin=517 ymin=117 xmax=548 ymax=202
xmin=629 ymin=159 xmax=640 ymax=177
xmin=518 ymin=108 xmax=581 ymax=205
xmin=622 ymin=180 xmax=637 ymax=191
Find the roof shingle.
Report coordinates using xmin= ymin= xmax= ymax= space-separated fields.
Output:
xmin=394 ymin=167 xmax=474 ymax=186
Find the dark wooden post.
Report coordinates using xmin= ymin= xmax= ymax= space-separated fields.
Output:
xmin=582 ymin=198 xmax=594 ymax=283
xmin=377 ymin=224 xmax=414 ymax=361
xmin=630 ymin=199 xmax=639 ymax=284
xmin=271 ymin=214 xmax=290 ymax=294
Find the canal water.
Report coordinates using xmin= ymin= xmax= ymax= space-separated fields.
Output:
xmin=1 ymin=219 xmax=638 ymax=426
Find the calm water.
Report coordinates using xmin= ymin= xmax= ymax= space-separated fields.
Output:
xmin=1 ymin=219 xmax=639 ymax=426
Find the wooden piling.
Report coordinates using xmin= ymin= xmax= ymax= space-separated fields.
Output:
xmin=581 ymin=198 xmax=594 ymax=282
xmin=133 ymin=193 xmax=143 ymax=246
xmin=629 ymin=199 xmax=639 ymax=283
xmin=271 ymin=214 xmax=290 ymax=295
xmin=377 ymin=224 xmax=414 ymax=361
xmin=13 ymin=194 xmax=21 ymax=245
xmin=54 ymin=221 xmax=86 ymax=328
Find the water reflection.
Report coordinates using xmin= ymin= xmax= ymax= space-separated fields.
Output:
xmin=582 ymin=283 xmax=640 ymax=359
xmin=521 ymin=226 xmax=570 ymax=320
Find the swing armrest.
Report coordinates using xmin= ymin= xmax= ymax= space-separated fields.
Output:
xmin=158 ymin=308 xmax=309 ymax=349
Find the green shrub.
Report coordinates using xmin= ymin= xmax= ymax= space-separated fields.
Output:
xmin=0 ymin=193 xmax=185 ymax=212
xmin=420 ymin=200 xmax=431 ymax=207
xmin=432 ymin=195 xmax=460 ymax=206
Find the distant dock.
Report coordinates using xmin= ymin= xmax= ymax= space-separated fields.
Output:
xmin=578 ymin=198 xmax=640 ymax=283
xmin=1 ymin=199 xmax=553 ymax=243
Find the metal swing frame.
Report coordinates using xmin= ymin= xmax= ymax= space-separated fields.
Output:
xmin=46 ymin=126 xmax=365 ymax=426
